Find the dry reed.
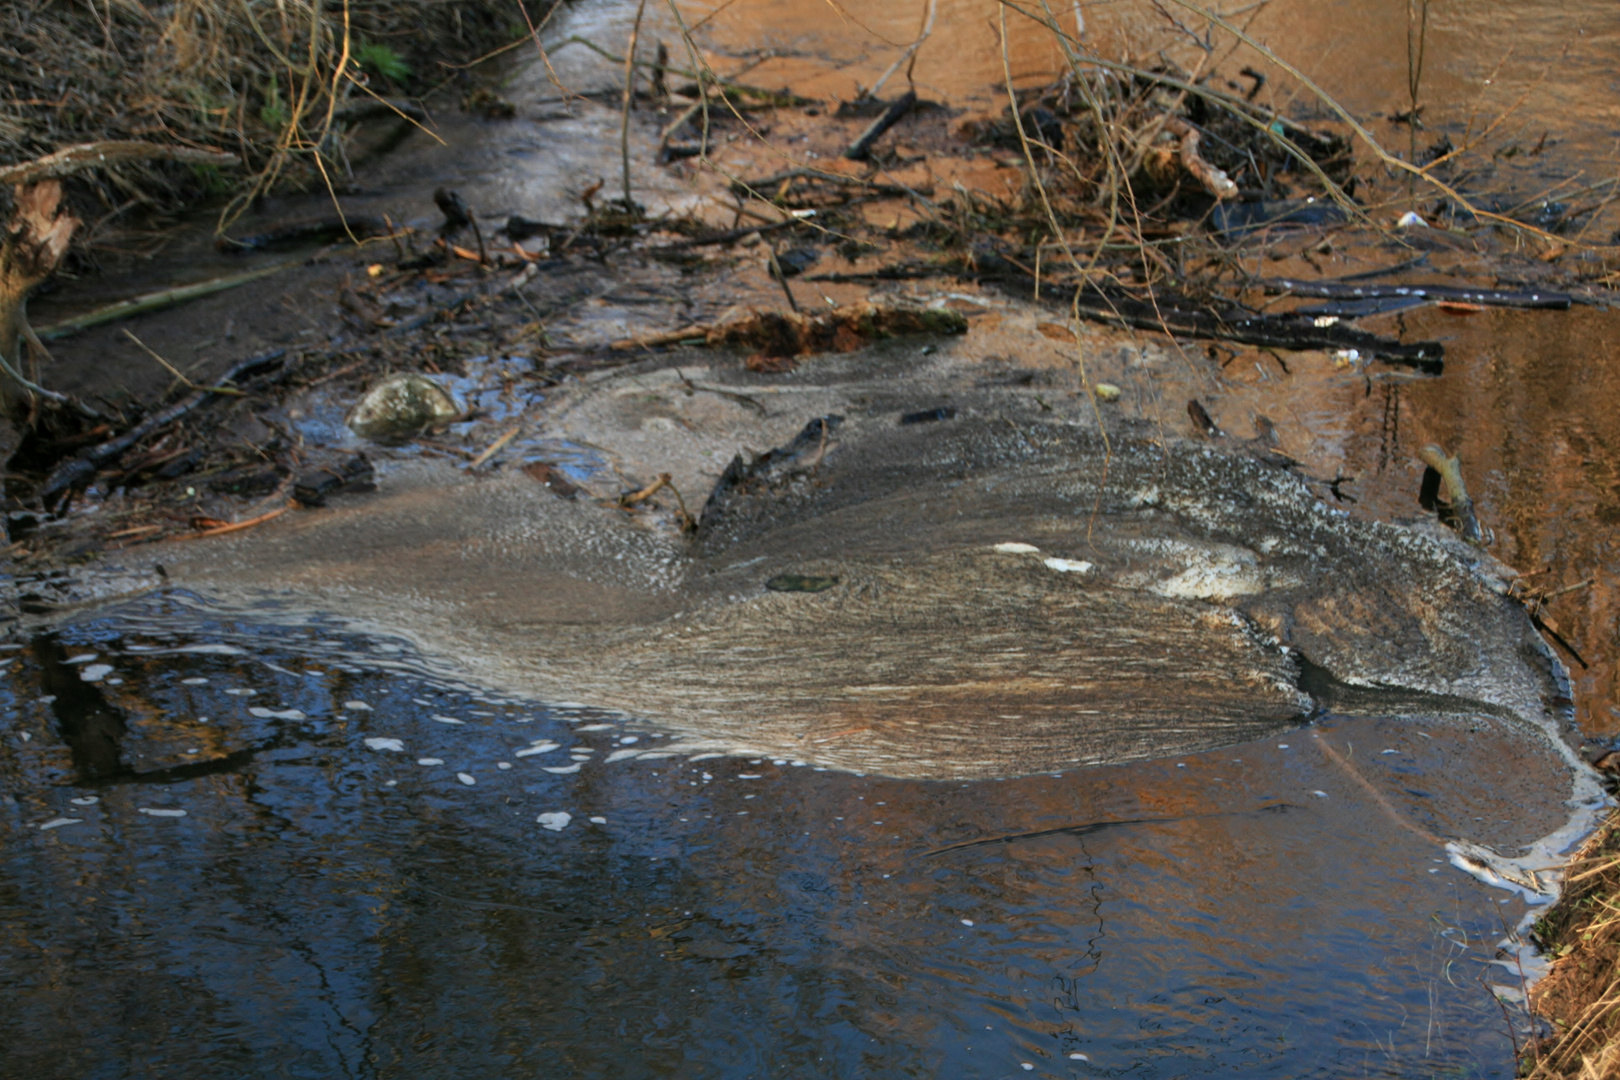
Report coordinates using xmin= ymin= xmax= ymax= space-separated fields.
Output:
xmin=1526 ymin=812 xmax=1620 ymax=1078
xmin=0 ymin=1 xmax=528 ymax=225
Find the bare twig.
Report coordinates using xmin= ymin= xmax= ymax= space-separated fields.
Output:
xmin=0 ymin=142 xmax=237 ymax=187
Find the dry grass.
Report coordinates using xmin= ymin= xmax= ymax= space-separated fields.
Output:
xmin=0 ymin=1 xmax=528 ymax=224
xmin=1526 ymin=812 xmax=1620 ymax=1078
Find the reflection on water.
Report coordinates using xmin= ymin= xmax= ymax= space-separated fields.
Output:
xmin=1342 ymin=306 xmax=1620 ymax=740
xmin=1 ymin=605 xmax=1566 ymax=1078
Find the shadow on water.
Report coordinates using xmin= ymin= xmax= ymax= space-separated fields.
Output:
xmin=0 ymin=607 xmax=1574 ymax=1079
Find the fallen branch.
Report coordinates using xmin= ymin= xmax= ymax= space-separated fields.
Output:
xmin=37 ymin=262 xmax=297 ymax=340
xmin=1261 ymin=278 xmax=1571 ymax=310
xmin=845 ymin=91 xmax=917 ymax=160
xmin=38 ymin=348 xmax=288 ymax=502
xmin=0 ymin=142 xmax=237 ymax=187
xmin=970 ymin=250 xmax=1444 ymax=370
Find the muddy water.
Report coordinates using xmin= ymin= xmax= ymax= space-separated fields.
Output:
xmin=0 ymin=613 xmax=1570 ymax=1078
xmin=7 ymin=1 xmax=1620 ymax=1077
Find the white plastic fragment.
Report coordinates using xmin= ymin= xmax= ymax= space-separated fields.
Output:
xmin=364 ymin=737 xmax=405 ymax=752
xmin=1043 ymin=557 xmax=1093 ymax=574
xmin=457 ymin=773 xmax=476 ymax=786
xmin=1068 ymin=1053 xmax=1089 ymax=1061
xmin=39 ymin=817 xmax=82 ymax=830
xmin=1310 ymin=790 xmax=1329 ymax=798
xmin=80 ymin=664 xmax=114 ymax=682
xmin=992 ymin=542 xmax=1041 ymax=554
xmin=1396 ymin=210 xmax=1428 ymax=228
xmin=138 ymin=808 xmax=187 ymax=818
xmin=536 ymin=811 xmax=572 ymax=831
xmin=589 ymin=816 xmax=607 ymax=824
xmin=961 ymin=918 xmax=974 ymax=926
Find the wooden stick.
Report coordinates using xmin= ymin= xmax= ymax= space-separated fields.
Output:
xmin=468 ymin=426 xmax=521 ymax=468
xmin=845 ymin=91 xmax=916 ymax=160
xmin=180 ymin=504 xmax=290 ymax=539
xmin=38 ymin=262 xmax=296 ymax=340
xmin=610 ymin=325 xmax=711 ymax=351
xmin=0 ymin=142 xmax=237 ymax=187
xmin=122 ymin=329 xmax=245 ymax=396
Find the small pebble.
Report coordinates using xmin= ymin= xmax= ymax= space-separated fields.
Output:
xmin=417 ymin=757 xmax=445 ymax=766
xmin=138 ymin=808 xmax=187 ymax=818
xmin=515 ymin=741 xmax=560 ymax=758
xmin=589 ymin=816 xmax=607 ymax=824
xmin=1310 ymin=790 xmax=1328 ymax=798
xmin=1021 ymin=1064 xmax=1034 ymax=1072
xmin=65 ymin=653 xmax=98 ymax=664
xmin=456 ymin=773 xmax=476 ymax=786
xmin=1093 ymin=382 xmax=1121 ymax=402
xmin=70 ymin=796 xmax=99 ymax=806
xmin=1068 ymin=1052 xmax=1088 ymax=1061
xmin=182 ymin=677 xmax=209 ymax=686
xmin=225 ymin=688 xmax=257 ymax=696
xmin=1277 ymin=743 xmax=1289 ymax=749
xmin=80 ymin=664 xmax=114 ymax=682
xmin=38 ymin=817 xmax=82 ymax=831
xmin=344 ymin=701 xmax=373 ymax=711
xmin=992 ymin=542 xmax=1041 ymax=554
xmin=961 ymin=919 xmax=974 ymax=927
xmin=542 ymin=763 xmax=582 ymax=774
xmin=432 ymin=715 xmax=466 ymax=726
xmin=365 ymin=738 xmax=405 ymax=752
xmin=497 ymin=761 xmax=512 ymax=770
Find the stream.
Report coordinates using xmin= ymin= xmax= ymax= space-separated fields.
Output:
xmin=6 ymin=2 xmax=1620 ymax=1078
